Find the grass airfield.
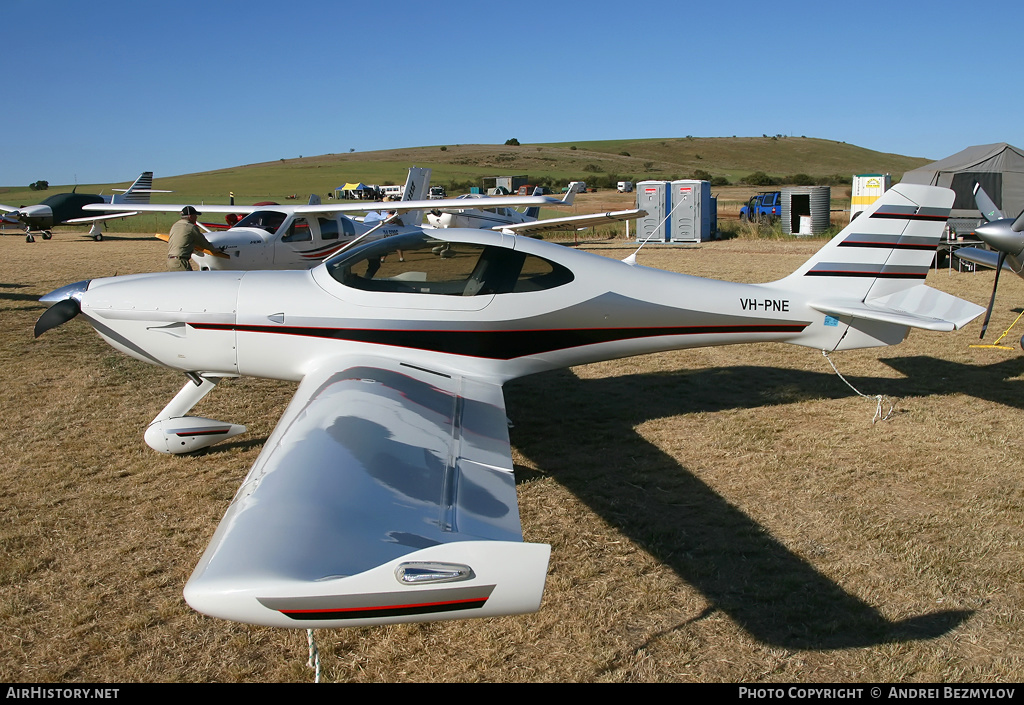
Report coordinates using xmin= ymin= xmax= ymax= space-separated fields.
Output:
xmin=1 ymin=227 xmax=1023 ymax=682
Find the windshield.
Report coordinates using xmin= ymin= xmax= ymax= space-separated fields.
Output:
xmin=324 ymin=232 xmax=573 ymax=296
xmin=235 ymin=210 xmax=287 ymax=233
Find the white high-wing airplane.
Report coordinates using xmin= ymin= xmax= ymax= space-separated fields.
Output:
xmin=0 ymin=172 xmax=169 ymax=242
xmin=83 ymin=167 xmax=559 ymax=270
xmin=426 ymin=182 xmax=646 ymax=235
xmin=36 ymin=183 xmax=983 ymax=630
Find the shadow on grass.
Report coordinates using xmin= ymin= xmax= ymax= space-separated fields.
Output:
xmin=0 ymin=290 xmax=46 ymax=302
xmin=505 ymin=357 xmax=1024 ymax=650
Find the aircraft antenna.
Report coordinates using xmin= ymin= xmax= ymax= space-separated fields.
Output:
xmin=621 ymin=197 xmax=688 ymax=266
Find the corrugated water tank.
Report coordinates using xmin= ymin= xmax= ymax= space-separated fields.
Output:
xmin=782 ymin=186 xmax=831 ymax=235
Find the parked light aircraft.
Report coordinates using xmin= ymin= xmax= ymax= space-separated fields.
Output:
xmin=84 ymin=168 xmax=559 ymax=270
xmin=0 ymin=172 xmax=167 ymax=242
xmin=425 ymin=182 xmax=646 ymax=235
xmin=941 ymin=183 xmax=1024 ymax=337
xmin=35 ymin=183 xmax=983 ymax=630
xmin=427 ymin=183 xmax=575 ymax=229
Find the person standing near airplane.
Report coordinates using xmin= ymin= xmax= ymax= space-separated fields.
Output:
xmin=167 ymin=206 xmax=217 ymax=271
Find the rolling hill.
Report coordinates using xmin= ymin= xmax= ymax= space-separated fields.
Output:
xmin=0 ymin=137 xmax=929 ymax=208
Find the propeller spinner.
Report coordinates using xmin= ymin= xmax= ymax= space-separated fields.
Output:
xmin=34 ymin=280 xmax=90 ymax=337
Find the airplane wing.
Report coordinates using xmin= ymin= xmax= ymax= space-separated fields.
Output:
xmin=84 ymin=196 xmax=561 ymax=218
xmin=64 ymin=211 xmax=139 ymax=224
xmin=183 ymin=356 xmax=550 ymax=629
xmin=495 ymin=208 xmax=648 ymax=235
xmin=83 ymin=203 xmax=262 ymax=215
xmin=292 ymin=195 xmax=560 ymax=215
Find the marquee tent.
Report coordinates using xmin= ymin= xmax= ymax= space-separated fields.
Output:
xmin=900 ymin=143 xmax=1024 ymax=231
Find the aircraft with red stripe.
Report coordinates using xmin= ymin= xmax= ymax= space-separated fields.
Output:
xmin=85 ymin=167 xmax=559 ymax=270
xmin=36 ymin=183 xmax=983 ymax=629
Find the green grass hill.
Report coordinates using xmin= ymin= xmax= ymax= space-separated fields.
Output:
xmin=1 ymin=136 xmax=928 ymax=207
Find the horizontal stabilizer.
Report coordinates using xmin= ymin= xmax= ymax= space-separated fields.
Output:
xmin=811 ymin=285 xmax=985 ymax=332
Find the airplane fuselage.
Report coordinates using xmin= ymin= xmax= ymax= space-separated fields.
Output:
xmin=190 ymin=209 xmax=421 ymax=271
xmin=75 ymin=229 xmax=872 ymax=388
xmin=13 ymin=192 xmax=106 ymax=230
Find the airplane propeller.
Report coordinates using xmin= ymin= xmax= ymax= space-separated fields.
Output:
xmin=972 ymin=183 xmax=1024 ymax=338
xmin=34 ymin=279 xmax=90 ymax=338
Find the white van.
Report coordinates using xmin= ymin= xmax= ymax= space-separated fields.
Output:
xmin=617 ymin=181 xmax=634 ymax=193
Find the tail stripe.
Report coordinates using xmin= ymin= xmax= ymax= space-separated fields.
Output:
xmin=806 ymin=263 xmax=930 ymax=279
xmin=870 ymin=205 xmax=950 ymax=222
xmin=838 ymin=233 xmax=937 ymax=250
xmin=121 ymin=172 xmax=154 ymax=204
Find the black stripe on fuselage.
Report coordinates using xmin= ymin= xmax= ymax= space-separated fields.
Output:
xmin=189 ymin=322 xmax=809 ymax=360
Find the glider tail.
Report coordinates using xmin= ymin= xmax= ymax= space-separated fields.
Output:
xmin=766 ymin=183 xmax=984 ymax=350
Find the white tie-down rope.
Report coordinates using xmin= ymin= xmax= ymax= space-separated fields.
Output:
xmin=307 ymin=629 xmax=321 ymax=683
xmin=821 ymin=350 xmax=895 ymax=423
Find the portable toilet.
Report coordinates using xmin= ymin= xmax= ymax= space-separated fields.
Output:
xmin=636 ymin=181 xmax=670 ymax=242
xmin=669 ymin=180 xmax=713 ymax=242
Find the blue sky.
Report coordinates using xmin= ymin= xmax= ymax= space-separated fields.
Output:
xmin=3 ymin=0 xmax=1019 ymax=187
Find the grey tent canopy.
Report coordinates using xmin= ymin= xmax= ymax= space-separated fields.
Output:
xmin=901 ymin=143 xmax=1024 ymax=216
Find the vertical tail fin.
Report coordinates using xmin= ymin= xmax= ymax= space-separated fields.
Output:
xmin=772 ymin=183 xmax=952 ymax=300
xmin=397 ymin=166 xmax=431 ymax=227
xmin=523 ymin=186 xmax=544 ymax=220
xmin=110 ymin=172 xmax=170 ymax=205
xmin=767 ymin=183 xmax=983 ymax=346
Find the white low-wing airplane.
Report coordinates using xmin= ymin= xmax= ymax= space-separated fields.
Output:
xmin=83 ymin=167 xmax=559 ymax=270
xmin=36 ymin=183 xmax=982 ymax=629
xmin=426 ymin=182 xmax=646 ymax=235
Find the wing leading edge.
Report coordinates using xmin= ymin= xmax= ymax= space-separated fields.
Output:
xmin=495 ymin=208 xmax=648 ymax=235
xmin=184 ymin=356 xmax=550 ymax=629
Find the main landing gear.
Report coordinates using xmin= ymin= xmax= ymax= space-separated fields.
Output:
xmin=144 ymin=375 xmax=247 ymax=454
xmin=25 ymin=229 xmax=52 ymax=243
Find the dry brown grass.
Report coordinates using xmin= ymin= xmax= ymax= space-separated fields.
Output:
xmin=2 ymin=229 xmax=1023 ymax=682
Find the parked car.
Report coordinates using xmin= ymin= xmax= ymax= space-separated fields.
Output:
xmin=739 ymin=191 xmax=781 ymax=222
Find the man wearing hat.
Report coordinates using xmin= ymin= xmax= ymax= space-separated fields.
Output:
xmin=167 ymin=205 xmax=217 ymax=271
